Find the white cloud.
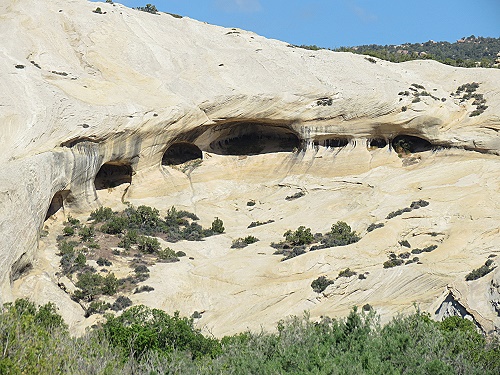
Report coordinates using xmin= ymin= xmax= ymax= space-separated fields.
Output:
xmin=215 ymin=0 xmax=262 ymax=13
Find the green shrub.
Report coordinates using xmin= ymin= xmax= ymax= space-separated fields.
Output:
xmin=137 ymin=236 xmax=161 ymax=254
xmin=117 ymin=229 xmax=139 ymax=249
xmin=466 ymin=261 xmax=495 ymax=281
xmin=134 ymin=285 xmax=154 ymax=294
xmin=367 ymin=222 xmax=384 ymax=232
xmin=157 ymin=247 xmax=179 ymax=262
xmin=176 ymin=250 xmax=186 ymax=257
xmin=311 ymin=221 xmax=360 ymax=250
xmin=101 ymin=305 xmax=222 ymax=360
xmin=284 ymin=226 xmax=314 ymax=246
xmin=111 ymin=296 xmax=132 ymax=312
xmin=399 ymin=240 xmax=411 ymax=248
xmin=89 ymin=207 xmax=114 ymax=222
xmin=135 ymin=3 xmax=158 ymax=14
xmin=57 ymin=240 xmax=77 ymax=256
xmin=101 ymin=216 xmax=128 ymax=234
xmin=311 ymin=276 xmax=334 ymax=293
xmin=231 ymin=238 xmax=247 ymax=249
xmin=231 ymin=236 xmax=259 ymax=249
xmin=97 ymin=257 xmax=112 ymax=267
xmin=248 ymin=219 xmax=274 ymax=228
xmin=338 ymin=268 xmax=356 ymax=278
xmin=383 ymin=258 xmax=404 ymax=268
xmin=285 ymin=191 xmax=305 ymax=200
xmin=211 ymin=217 xmax=224 ymax=234
xmin=79 ymin=225 xmax=95 ymax=242
xmin=85 ymin=301 xmax=110 ymax=317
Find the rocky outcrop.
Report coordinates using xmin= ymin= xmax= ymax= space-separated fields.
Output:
xmin=0 ymin=0 xmax=499 ymax=334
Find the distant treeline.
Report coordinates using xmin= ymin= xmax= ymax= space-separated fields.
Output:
xmin=293 ymin=36 xmax=500 ymax=68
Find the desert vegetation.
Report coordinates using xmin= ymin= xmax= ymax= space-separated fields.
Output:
xmin=466 ymin=258 xmax=496 ymax=281
xmin=1 ymin=299 xmax=499 ymax=374
xmin=452 ymin=82 xmax=488 ymax=117
xmin=272 ymin=222 xmax=359 ymax=261
xmin=53 ymin=205 xmax=224 ymax=317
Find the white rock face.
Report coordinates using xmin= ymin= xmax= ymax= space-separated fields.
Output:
xmin=0 ymin=0 xmax=499 ymax=334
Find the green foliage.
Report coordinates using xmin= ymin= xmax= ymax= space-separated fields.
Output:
xmin=411 ymin=244 xmax=438 ymax=254
xmin=79 ymin=225 xmax=95 ymax=242
xmin=311 ymin=276 xmax=334 ymax=293
xmin=231 ymin=235 xmax=259 ymax=249
xmin=387 ymin=200 xmax=429 ymax=219
xmin=285 ymin=191 xmax=305 ymax=200
xmin=117 ymin=229 xmax=138 ymax=249
xmin=338 ymin=268 xmax=356 ymax=278
xmin=399 ymin=240 xmax=411 ymax=248
xmin=383 ymin=258 xmax=405 ymax=268
xmin=101 ymin=216 xmax=128 ymax=234
xmin=327 ymin=221 xmax=360 ymax=245
xmin=336 ymin=36 xmax=500 ymax=68
xmin=57 ymin=240 xmax=77 ymax=255
xmin=466 ymin=259 xmax=496 ymax=281
xmin=97 ymin=257 xmax=112 ymax=267
xmin=134 ymin=285 xmax=155 ymax=294
xmin=85 ymin=300 xmax=110 ymax=317
xmin=137 ymin=236 xmax=161 ymax=254
xmin=111 ymin=296 xmax=132 ymax=312
xmin=73 ymin=272 xmax=118 ymax=301
xmin=156 ymin=247 xmax=179 ymax=262
xmin=135 ymin=3 xmax=158 ymax=14
xmin=284 ymin=226 xmax=314 ymax=246
xmin=248 ymin=219 xmax=274 ymax=228
xmin=2 ymin=299 xmax=500 ymax=374
xmin=211 ymin=217 xmax=225 ymax=234
xmin=63 ymin=225 xmax=75 ymax=236
xmin=367 ymin=222 xmax=384 ymax=232
xmin=89 ymin=206 xmax=114 ymax=223
xmin=101 ymin=305 xmax=222 ymax=360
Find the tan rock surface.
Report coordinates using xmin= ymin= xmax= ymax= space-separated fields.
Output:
xmin=0 ymin=0 xmax=499 ymax=335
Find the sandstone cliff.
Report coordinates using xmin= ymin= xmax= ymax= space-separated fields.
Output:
xmin=0 ymin=0 xmax=499 ymax=335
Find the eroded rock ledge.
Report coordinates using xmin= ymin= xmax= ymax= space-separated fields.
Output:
xmin=0 ymin=0 xmax=499 ymax=334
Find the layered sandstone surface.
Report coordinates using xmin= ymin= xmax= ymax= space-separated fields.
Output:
xmin=1 ymin=0 xmax=499 ymax=335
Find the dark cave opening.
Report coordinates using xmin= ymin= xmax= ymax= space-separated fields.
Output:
xmin=392 ymin=135 xmax=433 ymax=154
xmin=207 ymin=122 xmax=301 ymax=155
xmin=368 ymin=138 xmax=388 ymax=149
xmin=162 ymin=142 xmax=203 ymax=166
xmin=317 ymin=138 xmax=350 ymax=148
xmin=45 ymin=190 xmax=70 ymax=220
xmin=95 ymin=162 xmax=132 ymax=190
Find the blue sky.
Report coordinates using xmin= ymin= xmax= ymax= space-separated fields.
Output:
xmin=93 ymin=0 xmax=500 ymax=47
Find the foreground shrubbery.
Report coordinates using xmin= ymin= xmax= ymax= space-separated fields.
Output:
xmin=2 ymin=299 xmax=499 ymax=374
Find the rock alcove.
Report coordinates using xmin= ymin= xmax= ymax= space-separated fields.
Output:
xmin=45 ymin=190 xmax=71 ymax=220
xmin=162 ymin=142 xmax=203 ymax=166
xmin=392 ymin=135 xmax=433 ymax=154
xmin=94 ymin=162 xmax=133 ymax=190
xmin=204 ymin=122 xmax=301 ymax=155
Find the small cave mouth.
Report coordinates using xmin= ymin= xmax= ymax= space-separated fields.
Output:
xmin=162 ymin=142 xmax=202 ymax=166
xmin=392 ymin=135 xmax=433 ymax=154
xmin=206 ymin=122 xmax=301 ymax=156
xmin=45 ymin=190 xmax=71 ymax=220
xmin=315 ymin=138 xmax=350 ymax=148
xmin=95 ymin=162 xmax=132 ymax=190
xmin=368 ymin=138 xmax=387 ymax=149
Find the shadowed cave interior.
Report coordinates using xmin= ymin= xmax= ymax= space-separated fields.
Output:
xmin=392 ymin=135 xmax=433 ymax=154
xmin=162 ymin=142 xmax=203 ymax=166
xmin=45 ymin=190 xmax=71 ymax=220
xmin=206 ymin=122 xmax=301 ymax=155
xmin=95 ymin=162 xmax=133 ymax=190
